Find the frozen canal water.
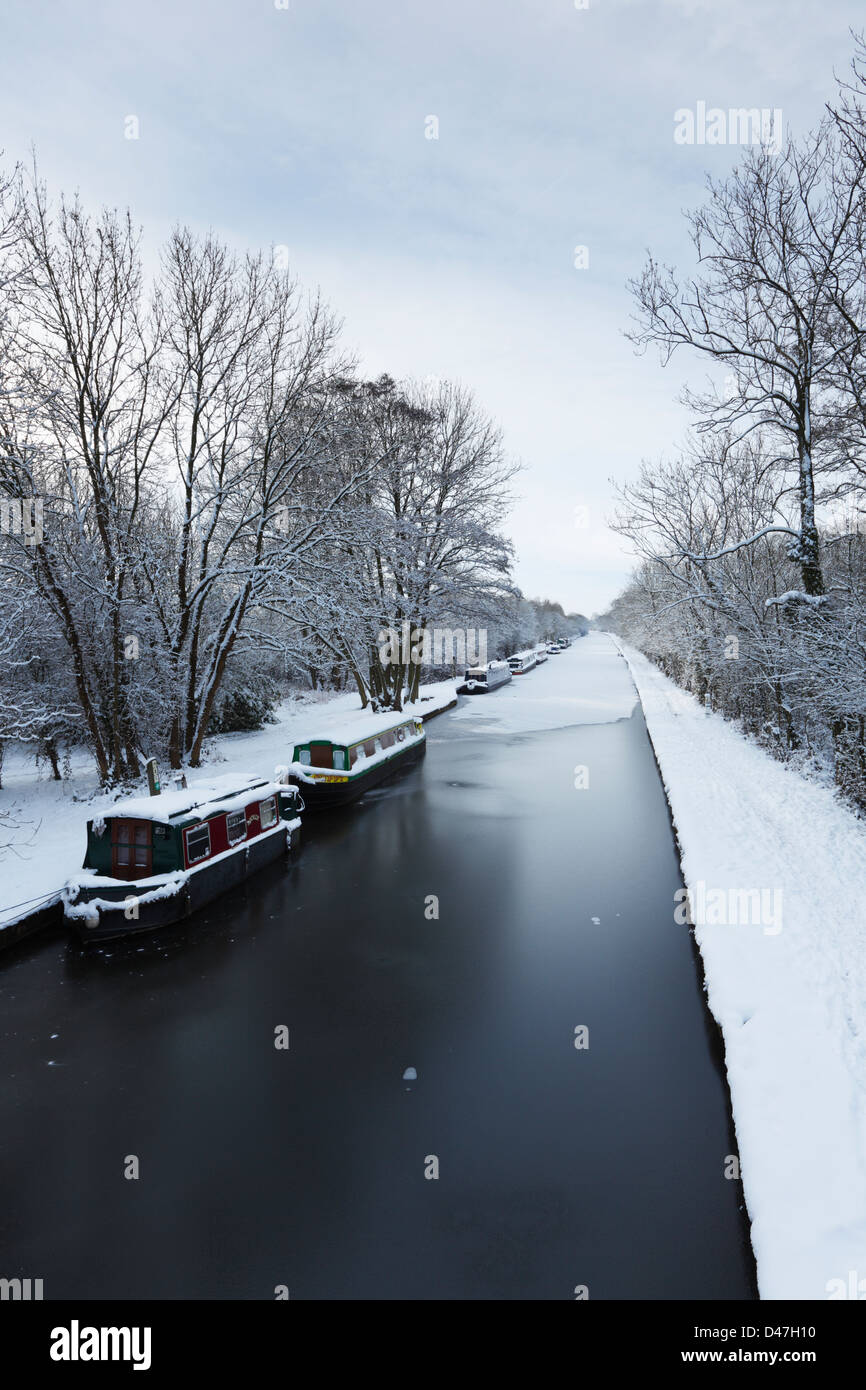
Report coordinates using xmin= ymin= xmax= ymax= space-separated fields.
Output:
xmin=0 ymin=638 xmax=756 ymax=1298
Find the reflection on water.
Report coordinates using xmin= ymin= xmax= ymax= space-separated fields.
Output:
xmin=0 ymin=707 xmax=756 ymax=1299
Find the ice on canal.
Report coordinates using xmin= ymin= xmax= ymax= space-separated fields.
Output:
xmin=450 ymin=631 xmax=638 ymax=733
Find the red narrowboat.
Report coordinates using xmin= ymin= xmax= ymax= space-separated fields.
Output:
xmin=63 ymin=773 xmax=303 ymax=941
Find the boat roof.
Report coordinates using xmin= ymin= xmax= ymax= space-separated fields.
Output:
xmin=294 ymin=710 xmax=425 ymax=749
xmin=96 ymin=774 xmax=277 ymax=824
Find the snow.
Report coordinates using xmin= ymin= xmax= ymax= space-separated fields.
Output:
xmin=100 ymin=774 xmax=280 ymax=823
xmin=63 ymin=873 xmax=188 ymax=921
xmin=764 ymin=590 xmax=829 ymax=608
xmin=450 ymin=631 xmax=637 ymax=734
xmin=292 ymin=711 xmax=425 ymax=752
xmin=464 ymin=660 xmax=510 ymax=675
xmin=613 ymin=635 xmax=866 ymax=1301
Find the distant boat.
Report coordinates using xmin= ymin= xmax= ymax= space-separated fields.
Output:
xmin=507 ymin=649 xmax=538 ymax=674
xmin=457 ymin=660 xmax=512 ymax=694
xmin=533 ymin=645 xmax=549 ymax=664
xmin=287 ymin=713 xmax=426 ymax=809
xmin=63 ymin=774 xmax=304 ymax=941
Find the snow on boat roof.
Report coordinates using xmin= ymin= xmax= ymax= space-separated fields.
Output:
xmin=293 ymin=709 xmax=425 ymax=749
xmin=97 ymin=773 xmax=279 ymax=823
xmin=509 ymin=649 xmax=536 ymax=661
xmin=465 ymin=660 xmax=509 ymax=673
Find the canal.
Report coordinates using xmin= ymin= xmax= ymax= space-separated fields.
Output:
xmin=0 ymin=655 xmax=757 ymax=1299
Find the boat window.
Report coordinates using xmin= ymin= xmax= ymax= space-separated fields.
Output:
xmin=332 ymin=748 xmax=348 ymax=771
xmin=380 ymin=730 xmax=395 ymax=749
xmin=133 ymin=825 xmax=150 ymax=868
xmin=296 ymin=747 xmax=311 ymax=765
xmin=226 ymin=808 xmax=247 ymax=845
xmin=260 ymin=796 xmax=278 ymax=829
xmin=185 ymin=823 xmax=211 ymax=864
xmin=364 ymin=740 xmax=376 ymax=757
xmin=348 ymin=744 xmax=359 ymax=767
xmin=111 ymin=820 xmax=152 ymax=878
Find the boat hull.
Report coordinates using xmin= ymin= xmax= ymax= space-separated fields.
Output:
xmin=66 ymin=825 xmax=300 ymax=942
xmin=289 ymin=738 xmax=425 ymax=809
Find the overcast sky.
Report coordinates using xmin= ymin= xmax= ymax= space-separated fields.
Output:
xmin=1 ymin=0 xmax=863 ymax=613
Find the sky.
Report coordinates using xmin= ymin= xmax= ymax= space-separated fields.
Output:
xmin=0 ymin=0 xmax=863 ymax=614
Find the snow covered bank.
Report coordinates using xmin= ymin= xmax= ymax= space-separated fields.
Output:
xmin=449 ymin=631 xmax=637 ymax=734
xmin=613 ymin=637 xmax=866 ymax=1300
xmin=0 ymin=680 xmax=457 ymax=937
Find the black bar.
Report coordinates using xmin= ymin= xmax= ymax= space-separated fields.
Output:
xmin=2 ymin=1299 xmax=859 ymax=1375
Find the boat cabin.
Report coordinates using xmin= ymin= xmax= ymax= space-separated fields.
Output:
xmin=82 ymin=775 xmax=302 ymax=883
xmin=291 ymin=716 xmax=424 ymax=777
xmin=288 ymin=713 xmax=426 ymax=807
xmin=507 ymin=650 xmax=538 ymax=674
xmin=458 ymin=660 xmax=512 ymax=693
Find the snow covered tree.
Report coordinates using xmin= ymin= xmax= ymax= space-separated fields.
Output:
xmin=629 ymin=121 xmax=866 ymax=600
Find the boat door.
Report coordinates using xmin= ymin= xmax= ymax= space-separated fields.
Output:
xmin=111 ymin=819 xmax=153 ymax=880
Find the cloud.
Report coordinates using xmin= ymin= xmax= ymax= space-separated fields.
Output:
xmin=0 ymin=0 xmax=861 ymax=611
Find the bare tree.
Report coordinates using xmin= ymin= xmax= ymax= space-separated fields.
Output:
xmin=629 ymin=122 xmax=866 ymax=599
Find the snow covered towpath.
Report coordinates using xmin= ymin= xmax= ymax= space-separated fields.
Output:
xmin=614 ymin=638 xmax=866 ymax=1300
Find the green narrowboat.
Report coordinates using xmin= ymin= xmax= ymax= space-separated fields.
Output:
xmin=63 ymin=773 xmax=304 ymax=941
xmin=287 ymin=713 xmax=426 ymax=809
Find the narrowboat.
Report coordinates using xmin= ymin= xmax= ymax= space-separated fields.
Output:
xmin=507 ymin=649 xmax=538 ymax=675
xmin=546 ymin=641 xmax=561 ymax=655
xmin=533 ymin=645 xmax=549 ymax=665
xmin=457 ymin=660 xmax=512 ymax=694
xmin=287 ymin=713 xmax=426 ymax=809
xmin=63 ymin=774 xmax=304 ymax=941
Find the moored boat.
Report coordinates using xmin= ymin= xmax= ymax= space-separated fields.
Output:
xmin=287 ymin=713 xmax=426 ymax=809
xmin=63 ymin=774 xmax=304 ymax=941
xmin=533 ymin=644 xmax=549 ymax=665
xmin=457 ymin=660 xmax=512 ymax=694
xmin=507 ymin=649 xmax=538 ymax=675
